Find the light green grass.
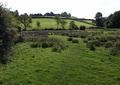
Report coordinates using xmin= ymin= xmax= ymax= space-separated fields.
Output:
xmin=0 ymin=35 xmax=120 ymax=85
xmin=29 ymin=18 xmax=94 ymax=30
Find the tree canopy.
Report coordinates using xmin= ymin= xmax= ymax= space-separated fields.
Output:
xmin=105 ymin=10 xmax=120 ymax=28
xmin=18 ymin=13 xmax=32 ymax=30
xmin=0 ymin=4 xmax=16 ymax=63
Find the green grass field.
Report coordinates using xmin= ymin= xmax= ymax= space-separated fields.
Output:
xmin=25 ymin=18 xmax=95 ymax=30
xmin=0 ymin=30 xmax=120 ymax=85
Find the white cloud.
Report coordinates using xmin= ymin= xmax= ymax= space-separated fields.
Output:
xmin=1 ymin=0 xmax=120 ymax=19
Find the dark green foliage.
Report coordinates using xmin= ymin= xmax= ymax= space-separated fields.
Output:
xmin=14 ymin=36 xmax=24 ymax=44
xmin=72 ymin=39 xmax=79 ymax=43
xmin=41 ymin=42 xmax=50 ymax=48
xmin=69 ymin=21 xmax=78 ymax=30
xmin=31 ymin=42 xmax=40 ymax=48
xmin=36 ymin=21 xmax=40 ymax=29
xmin=87 ymin=41 xmax=103 ymax=47
xmin=18 ymin=13 xmax=32 ymax=30
xmin=80 ymin=26 xmax=86 ymax=30
xmin=104 ymin=42 xmax=112 ymax=48
xmin=80 ymin=35 xmax=87 ymax=38
xmin=95 ymin=12 xmax=105 ymax=27
xmin=90 ymin=45 xmax=96 ymax=51
xmin=52 ymin=44 xmax=68 ymax=53
xmin=99 ymin=37 xmax=108 ymax=42
xmin=111 ymin=42 xmax=120 ymax=55
xmin=60 ymin=20 xmax=67 ymax=29
xmin=67 ymin=37 xmax=73 ymax=41
xmin=0 ymin=79 xmax=3 ymax=84
xmin=105 ymin=10 xmax=120 ymax=28
xmin=52 ymin=46 xmax=61 ymax=53
xmin=0 ymin=5 xmax=16 ymax=63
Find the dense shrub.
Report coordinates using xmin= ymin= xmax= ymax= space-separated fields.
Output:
xmin=83 ymin=39 xmax=88 ymax=43
xmin=67 ymin=37 xmax=73 ymax=41
xmin=80 ymin=26 xmax=86 ymax=30
xmin=80 ymin=35 xmax=87 ymax=38
xmin=72 ymin=39 xmax=79 ymax=43
xmin=14 ymin=36 xmax=24 ymax=44
xmin=87 ymin=41 xmax=103 ymax=47
xmin=90 ymin=45 xmax=96 ymax=51
xmin=41 ymin=42 xmax=50 ymax=48
xmin=52 ymin=46 xmax=61 ymax=53
xmin=99 ymin=37 xmax=107 ymax=42
xmin=111 ymin=42 xmax=120 ymax=55
xmin=104 ymin=42 xmax=112 ymax=48
xmin=31 ymin=42 xmax=40 ymax=48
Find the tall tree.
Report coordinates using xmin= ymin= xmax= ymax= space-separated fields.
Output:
xmin=69 ymin=21 xmax=78 ymax=30
xmin=105 ymin=10 xmax=120 ymax=28
xmin=60 ymin=20 xmax=67 ymax=29
xmin=95 ymin=12 xmax=104 ymax=27
xmin=18 ymin=13 xmax=32 ymax=30
xmin=54 ymin=15 xmax=61 ymax=28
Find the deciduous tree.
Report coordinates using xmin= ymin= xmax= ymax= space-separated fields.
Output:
xmin=18 ymin=13 xmax=32 ymax=30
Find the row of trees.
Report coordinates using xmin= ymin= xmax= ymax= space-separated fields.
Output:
xmin=54 ymin=15 xmax=81 ymax=30
xmin=95 ymin=11 xmax=120 ymax=28
xmin=30 ymin=12 xmax=71 ymax=18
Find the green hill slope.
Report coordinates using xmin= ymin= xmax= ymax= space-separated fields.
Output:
xmin=30 ymin=18 xmax=94 ymax=30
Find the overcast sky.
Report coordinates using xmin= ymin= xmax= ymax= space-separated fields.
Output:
xmin=1 ymin=0 xmax=120 ymax=19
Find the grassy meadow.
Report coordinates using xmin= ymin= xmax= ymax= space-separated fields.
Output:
xmin=0 ymin=29 xmax=120 ymax=85
xmin=24 ymin=18 xmax=95 ymax=30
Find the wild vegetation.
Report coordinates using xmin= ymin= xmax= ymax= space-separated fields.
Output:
xmin=0 ymin=2 xmax=120 ymax=85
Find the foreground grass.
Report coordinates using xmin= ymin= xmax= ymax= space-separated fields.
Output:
xmin=0 ymin=35 xmax=120 ymax=85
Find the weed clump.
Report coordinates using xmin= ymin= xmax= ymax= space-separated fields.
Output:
xmin=67 ymin=37 xmax=73 ymax=41
xmin=111 ymin=42 xmax=120 ymax=55
xmin=31 ymin=42 xmax=40 ymax=48
xmin=72 ymin=39 xmax=79 ymax=43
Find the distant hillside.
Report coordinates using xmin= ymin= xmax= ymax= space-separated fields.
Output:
xmin=28 ymin=18 xmax=95 ymax=30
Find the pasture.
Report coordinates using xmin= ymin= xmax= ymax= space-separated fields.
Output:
xmin=0 ymin=29 xmax=120 ymax=85
xmin=22 ymin=18 xmax=95 ymax=30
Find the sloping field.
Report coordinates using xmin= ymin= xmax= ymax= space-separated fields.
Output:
xmin=30 ymin=18 xmax=94 ymax=30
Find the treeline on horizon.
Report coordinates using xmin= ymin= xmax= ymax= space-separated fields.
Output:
xmin=30 ymin=11 xmax=71 ymax=18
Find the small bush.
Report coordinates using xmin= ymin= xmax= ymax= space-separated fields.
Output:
xmin=80 ymin=26 xmax=86 ymax=30
xmin=72 ymin=39 xmax=79 ymax=43
xmin=111 ymin=42 xmax=120 ymax=55
xmin=52 ymin=46 xmax=61 ymax=53
xmin=31 ymin=42 xmax=40 ymax=48
xmin=0 ymin=79 xmax=3 ymax=84
xmin=99 ymin=37 xmax=107 ymax=42
xmin=87 ymin=41 xmax=103 ymax=47
xmin=67 ymin=37 xmax=73 ymax=41
xmin=90 ymin=45 xmax=96 ymax=51
xmin=83 ymin=40 xmax=88 ymax=43
xmin=80 ymin=35 xmax=87 ymax=38
xmin=104 ymin=42 xmax=112 ymax=48
xmin=41 ymin=42 xmax=49 ymax=48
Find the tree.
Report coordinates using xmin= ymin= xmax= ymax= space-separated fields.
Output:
xmin=18 ymin=13 xmax=32 ymax=30
xmin=0 ymin=4 xmax=16 ymax=63
xmin=95 ymin=12 xmax=104 ymax=27
xmin=54 ymin=15 xmax=61 ymax=28
xmin=60 ymin=20 xmax=67 ymax=29
xmin=105 ymin=10 xmax=120 ymax=28
xmin=95 ymin=12 xmax=102 ymax=19
xmin=36 ymin=21 xmax=40 ymax=30
xmin=69 ymin=21 xmax=78 ymax=30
